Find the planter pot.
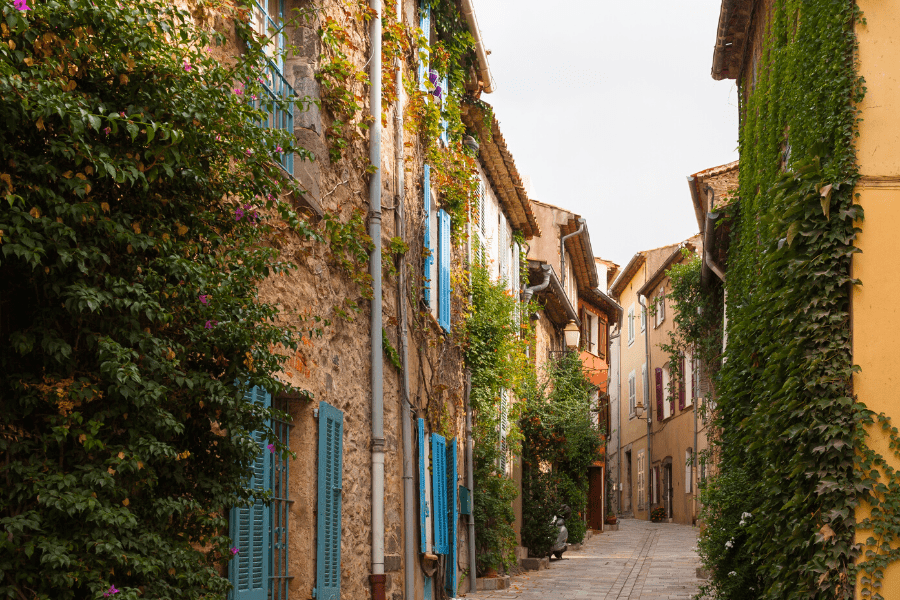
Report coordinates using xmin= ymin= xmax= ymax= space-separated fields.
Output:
xmin=604 ymin=516 xmax=617 ymax=525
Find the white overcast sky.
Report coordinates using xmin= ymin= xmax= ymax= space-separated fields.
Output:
xmin=472 ymin=0 xmax=739 ymax=268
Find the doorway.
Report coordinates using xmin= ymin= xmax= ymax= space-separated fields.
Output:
xmin=663 ymin=462 xmax=673 ymax=519
xmin=587 ymin=466 xmax=604 ymax=530
xmin=624 ymin=450 xmax=632 ymax=513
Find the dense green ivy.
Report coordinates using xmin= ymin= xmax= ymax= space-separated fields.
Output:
xmin=692 ymin=1 xmax=900 ymax=598
xmin=0 ymin=1 xmax=313 ymax=598
xmin=520 ymin=351 xmax=604 ymax=555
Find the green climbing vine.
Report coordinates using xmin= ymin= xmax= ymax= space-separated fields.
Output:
xmin=688 ymin=1 xmax=900 ymax=599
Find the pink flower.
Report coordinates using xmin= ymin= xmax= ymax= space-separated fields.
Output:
xmin=231 ymin=547 xmax=239 ymax=555
xmin=102 ymin=586 xmax=120 ymax=598
xmin=13 ymin=0 xmax=30 ymax=11
xmin=183 ymin=62 xmax=192 ymax=72
xmin=206 ymin=47 xmax=213 ymax=53
xmin=204 ymin=320 xmax=218 ymax=329
xmin=199 ymin=294 xmax=209 ymax=305
xmin=103 ymin=127 xmax=111 ymax=135
xmin=119 ymin=111 xmax=125 ymax=117
xmin=215 ymin=134 xmax=221 ymax=141
xmin=251 ymin=94 xmax=257 ymax=100
xmin=235 ymin=208 xmax=244 ymax=221
xmin=233 ymin=87 xmax=243 ymax=96
xmin=267 ymin=443 xmax=275 ymax=453
xmin=275 ymin=146 xmax=283 ymax=153
xmin=245 ymin=149 xmax=252 ymax=156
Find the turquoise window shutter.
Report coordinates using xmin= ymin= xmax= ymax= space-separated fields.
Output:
xmin=445 ymin=438 xmax=458 ymax=596
xmin=229 ymin=386 xmax=272 ymax=600
xmin=438 ymin=209 xmax=451 ymax=331
xmin=316 ymin=402 xmax=344 ymax=600
xmin=418 ymin=418 xmax=428 ymax=553
xmin=440 ymin=75 xmax=449 ymax=145
xmin=423 ymin=165 xmax=432 ymax=307
xmin=431 ymin=434 xmax=448 ymax=554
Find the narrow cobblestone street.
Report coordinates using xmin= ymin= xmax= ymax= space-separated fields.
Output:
xmin=462 ymin=519 xmax=704 ymax=600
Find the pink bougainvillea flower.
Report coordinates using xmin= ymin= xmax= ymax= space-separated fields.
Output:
xmin=204 ymin=320 xmax=218 ymax=329
xmin=275 ymin=146 xmax=283 ymax=153
xmin=251 ymin=94 xmax=257 ymax=100
xmin=102 ymin=585 xmax=120 ymax=598
xmin=103 ymin=127 xmax=111 ymax=135
xmin=267 ymin=443 xmax=275 ymax=453
xmin=199 ymin=294 xmax=209 ymax=305
xmin=245 ymin=148 xmax=252 ymax=156
xmin=183 ymin=62 xmax=192 ymax=72
xmin=235 ymin=208 xmax=244 ymax=221
xmin=119 ymin=111 xmax=125 ymax=117
xmin=13 ymin=0 xmax=30 ymax=11
xmin=215 ymin=134 xmax=221 ymax=141
xmin=206 ymin=47 xmax=213 ymax=53
xmin=233 ymin=87 xmax=243 ymax=95
xmin=231 ymin=547 xmax=240 ymax=555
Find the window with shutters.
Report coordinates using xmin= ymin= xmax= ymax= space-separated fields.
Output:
xmin=678 ymin=354 xmax=686 ymax=411
xmin=418 ymin=419 xmax=429 ymax=553
xmin=628 ymin=371 xmax=636 ymax=417
xmin=229 ymin=386 xmax=272 ymax=600
xmin=417 ymin=1 xmax=431 ymax=93
xmin=657 ymin=286 xmax=666 ymax=325
xmin=423 ymin=164 xmax=434 ymax=309
xmin=431 ymin=434 xmax=449 ymax=554
xmin=316 ymin=402 xmax=344 ymax=600
xmin=656 ymin=367 xmax=665 ymax=421
xmin=471 ymin=178 xmax=487 ymax=266
xmin=270 ymin=395 xmax=292 ymax=600
xmin=640 ymin=304 xmax=647 ymax=332
xmin=642 ymin=363 xmax=649 ymax=415
xmin=498 ymin=389 xmax=509 ymax=474
xmin=438 ymin=209 xmax=451 ymax=332
xmin=445 ymin=439 xmax=458 ymax=596
xmin=249 ymin=0 xmax=294 ymax=175
xmin=627 ymin=306 xmax=635 ymax=346
xmin=685 ymin=448 xmax=693 ymax=493
xmin=637 ymin=451 xmax=645 ymax=509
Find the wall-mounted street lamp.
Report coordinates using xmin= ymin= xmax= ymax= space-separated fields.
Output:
xmin=564 ymin=319 xmax=581 ymax=350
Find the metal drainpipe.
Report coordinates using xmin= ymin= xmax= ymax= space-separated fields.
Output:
xmin=693 ymin=370 xmax=699 ymax=525
xmin=465 ymin=371 xmax=477 ymax=592
xmin=392 ymin=0 xmax=416 ymax=594
xmin=559 ymin=219 xmax=585 ymax=293
xmin=639 ymin=294 xmax=651 ymax=518
xmin=610 ymin=327 xmax=622 ymax=515
xmin=368 ymin=1 xmax=386 ymax=598
xmin=521 ymin=264 xmax=551 ymax=305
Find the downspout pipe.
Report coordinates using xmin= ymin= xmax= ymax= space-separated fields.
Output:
xmin=391 ymin=0 xmax=416 ymax=596
xmin=559 ymin=218 xmax=585 ymax=293
xmin=368 ymin=2 xmax=386 ymax=599
xmin=703 ymin=186 xmax=726 ymax=283
xmin=465 ymin=371 xmax=477 ymax=593
xmin=610 ymin=327 xmax=622 ymax=517
xmin=459 ymin=0 xmax=494 ymax=93
xmin=639 ymin=294 xmax=652 ymax=518
xmin=521 ymin=264 xmax=551 ymax=304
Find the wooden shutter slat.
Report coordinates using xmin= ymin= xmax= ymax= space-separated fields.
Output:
xmin=418 ymin=418 xmax=428 ymax=553
xmin=316 ymin=401 xmax=344 ymax=600
xmin=445 ymin=438 xmax=458 ymax=596
xmin=431 ymin=434 xmax=448 ymax=554
xmin=438 ymin=209 xmax=451 ymax=331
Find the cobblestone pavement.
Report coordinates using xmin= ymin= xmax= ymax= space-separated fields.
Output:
xmin=461 ymin=518 xmax=704 ymax=600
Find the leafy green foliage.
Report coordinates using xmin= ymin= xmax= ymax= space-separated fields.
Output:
xmin=0 ymin=1 xmax=313 ymax=597
xmin=520 ymin=351 xmax=603 ymax=553
xmin=465 ymin=262 xmax=529 ymax=574
xmin=694 ymin=1 xmax=889 ymax=598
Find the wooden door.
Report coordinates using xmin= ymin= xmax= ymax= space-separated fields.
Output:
xmin=588 ymin=467 xmax=605 ymax=530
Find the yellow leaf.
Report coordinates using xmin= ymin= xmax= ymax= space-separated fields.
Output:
xmin=7 ymin=40 xmax=15 ymax=51
xmin=168 ymin=568 xmax=176 ymax=576
xmin=0 ymin=173 xmax=11 ymax=189
xmin=122 ymin=498 xmax=130 ymax=507
xmin=119 ymin=74 xmax=129 ymax=85
xmin=68 ymin=64 xmax=77 ymax=77
xmin=75 ymin=173 xmax=86 ymax=180
xmin=62 ymin=171 xmax=73 ymax=179
xmin=78 ymin=434 xmax=86 ymax=443
xmin=118 ymin=452 xmax=125 ymax=459
xmin=786 ymin=221 xmax=799 ymax=247
xmin=162 ymin=233 xmax=169 ymax=241
xmin=84 ymin=166 xmax=94 ymax=175
xmin=44 ymin=267 xmax=49 ymax=274
xmin=137 ymin=461 xmax=143 ymax=470
xmin=820 ymin=523 xmax=835 ymax=542
xmin=36 ymin=117 xmax=44 ymax=130
xmin=66 ymin=79 xmax=77 ymax=92
xmin=23 ymin=57 xmax=32 ymax=67
xmin=101 ymin=202 xmax=110 ymax=213
xmin=107 ymin=467 xmax=115 ymax=475
xmin=84 ymin=184 xmax=91 ymax=194
xmin=29 ymin=207 xmax=41 ymax=219
xmin=177 ymin=224 xmax=188 ymax=236
xmin=126 ymin=244 xmax=133 ymax=254
xmin=132 ymin=222 xmax=141 ymax=234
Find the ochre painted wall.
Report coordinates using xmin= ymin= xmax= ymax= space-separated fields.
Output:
xmin=854 ymin=2 xmax=900 ymax=597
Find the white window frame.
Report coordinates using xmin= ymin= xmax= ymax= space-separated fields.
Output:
xmin=642 ymin=363 xmax=649 ymax=413
xmin=627 ymin=306 xmax=635 ymax=346
xmin=628 ymin=371 xmax=636 ymax=417
xmin=637 ymin=451 xmax=645 ymax=509
xmin=640 ymin=303 xmax=647 ymax=332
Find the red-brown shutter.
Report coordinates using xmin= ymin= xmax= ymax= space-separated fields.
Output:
xmin=678 ymin=355 xmax=686 ymax=411
xmin=655 ymin=367 xmax=664 ymax=421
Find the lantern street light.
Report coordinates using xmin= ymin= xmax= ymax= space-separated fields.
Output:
xmin=564 ymin=320 xmax=581 ymax=350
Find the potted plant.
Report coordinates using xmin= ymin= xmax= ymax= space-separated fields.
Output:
xmin=604 ymin=511 xmax=617 ymax=525
xmin=650 ymin=506 xmax=667 ymax=523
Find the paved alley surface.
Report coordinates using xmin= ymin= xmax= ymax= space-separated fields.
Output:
xmin=461 ymin=518 xmax=704 ymax=600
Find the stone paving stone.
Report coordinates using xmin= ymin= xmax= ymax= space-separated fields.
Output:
xmin=459 ymin=519 xmax=705 ymax=600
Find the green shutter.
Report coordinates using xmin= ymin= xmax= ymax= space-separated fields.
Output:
xmin=316 ymin=402 xmax=344 ymax=600
xmin=230 ymin=386 xmax=272 ymax=600
xmin=431 ymin=434 xmax=448 ymax=554
xmin=445 ymin=438 xmax=458 ymax=596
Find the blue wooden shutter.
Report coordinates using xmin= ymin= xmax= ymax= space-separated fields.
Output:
xmin=431 ymin=434 xmax=448 ymax=554
xmin=316 ymin=402 xmax=344 ymax=600
xmin=445 ymin=438 xmax=458 ymax=596
xmin=418 ymin=418 xmax=428 ymax=553
xmin=230 ymin=386 xmax=272 ymax=600
xmin=438 ymin=209 xmax=451 ymax=331
xmin=423 ymin=165 xmax=432 ymax=307
xmin=440 ymin=75 xmax=449 ymax=145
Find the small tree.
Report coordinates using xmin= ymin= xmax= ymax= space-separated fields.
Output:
xmin=0 ymin=1 xmax=313 ymax=598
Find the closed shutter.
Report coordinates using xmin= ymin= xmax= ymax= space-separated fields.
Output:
xmin=499 ymin=389 xmax=508 ymax=474
xmin=498 ymin=222 xmax=507 ymax=282
xmin=438 ymin=209 xmax=451 ymax=332
xmin=423 ymin=165 xmax=432 ymax=307
xmin=316 ymin=401 xmax=344 ymax=600
xmin=418 ymin=418 xmax=428 ymax=553
xmin=230 ymin=386 xmax=272 ymax=600
xmin=678 ymin=355 xmax=686 ymax=411
xmin=512 ymin=241 xmax=521 ymax=324
xmin=655 ymin=368 xmax=664 ymax=421
xmin=440 ymin=75 xmax=449 ymax=145
xmin=431 ymin=434 xmax=448 ymax=554
xmin=445 ymin=439 xmax=458 ymax=596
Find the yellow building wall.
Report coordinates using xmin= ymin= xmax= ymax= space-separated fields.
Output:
xmin=854 ymin=3 xmax=900 ymax=597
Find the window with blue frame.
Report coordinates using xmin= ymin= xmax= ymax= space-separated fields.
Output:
xmin=250 ymin=0 xmax=295 ymax=176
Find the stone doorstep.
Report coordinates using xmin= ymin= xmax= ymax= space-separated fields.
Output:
xmin=605 ymin=523 xmax=620 ymax=530
xmin=476 ymin=575 xmax=511 ymax=591
xmin=519 ymin=557 xmax=549 ymax=571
